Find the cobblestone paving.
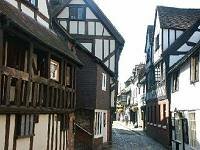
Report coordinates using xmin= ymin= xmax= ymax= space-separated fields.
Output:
xmin=110 ymin=121 xmax=167 ymax=150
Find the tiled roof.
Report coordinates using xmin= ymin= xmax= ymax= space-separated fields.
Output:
xmin=157 ymin=6 xmax=200 ymax=30
xmin=147 ymin=25 xmax=154 ymax=44
xmin=0 ymin=0 xmax=82 ymax=66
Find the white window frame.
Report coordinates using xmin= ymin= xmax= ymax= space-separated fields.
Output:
xmin=94 ymin=111 xmax=103 ymax=138
xmin=102 ymin=73 xmax=107 ymax=91
xmin=50 ymin=59 xmax=60 ymax=81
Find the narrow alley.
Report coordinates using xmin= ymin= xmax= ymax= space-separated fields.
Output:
xmin=108 ymin=121 xmax=167 ymax=150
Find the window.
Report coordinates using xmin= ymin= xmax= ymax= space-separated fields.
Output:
xmin=155 ymin=34 xmax=160 ymax=51
xmin=69 ymin=7 xmax=85 ymax=20
xmin=172 ymin=70 xmax=179 ymax=92
xmin=26 ymin=0 xmax=38 ymax=7
xmin=190 ymin=53 xmax=199 ymax=83
xmin=94 ymin=112 xmax=103 ymax=137
xmin=163 ymin=104 xmax=166 ymax=121
xmin=66 ymin=64 xmax=72 ymax=87
xmin=50 ymin=59 xmax=60 ymax=81
xmin=102 ymin=73 xmax=107 ymax=91
xmin=155 ymin=64 xmax=161 ymax=82
xmin=189 ymin=112 xmax=197 ymax=148
xmin=16 ymin=114 xmax=34 ymax=137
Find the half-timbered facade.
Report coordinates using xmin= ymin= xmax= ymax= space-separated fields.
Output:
xmin=163 ymin=19 xmax=200 ymax=150
xmin=145 ymin=6 xmax=200 ymax=148
xmin=0 ymin=0 xmax=82 ymax=149
xmin=48 ymin=0 xmax=124 ymax=148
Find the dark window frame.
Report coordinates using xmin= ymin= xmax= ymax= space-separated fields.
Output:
xmin=69 ymin=6 xmax=86 ymax=20
xmin=155 ymin=34 xmax=160 ymax=51
xmin=172 ymin=70 xmax=179 ymax=93
xmin=26 ymin=0 xmax=38 ymax=7
xmin=190 ymin=52 xmax=199 ymax=83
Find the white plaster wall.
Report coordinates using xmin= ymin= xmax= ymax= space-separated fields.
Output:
xmin=169 ymin=29 xmax=175 ymax=46
xmin=96 ymin=22 xmax=103 ymax=36
xmin=38 ymin=0 xmax=49 ymax=18
xmin=5 ymin=0 xmax=18 ymax=8
xmin=95 ymin=39 xmax=103 ymax=60
xmin=110 ymin=55 xmax=115 ymax=72
xmin=16 ymin=138 xmax=30 ymax=150
xmin=86 ymin=8 xmax=97 ymax=19
xmin=70 ymin=21 xmax=78 ymax=34
xmin=176 ymin=30 xmax=183 ymax=38
xmin=171 ymin=57 xmax=200 ymax=111
xmin=60 ymin=20 xmax=67 ymax=29
xmin=169 ymin=55 xmax=184 ymax=67
xmin=79 ymin=21 xmax=85 ymax=34
xmin=163 ymin=29 xmax=168 ymax=51
xmin=88 ymin=22 xmax=95 ymax=35
xmin=103 ymin=28 xmax=110 ymax=36
xmin=104 ymin=60 xmax=109 ymax=67
xmin=69 ymin=0 xmax=85 ymax=4
xmin=81 ymin=43 xmax=92 ymax=52
xmin=0 ymin=115 xmax=6 ymax=150
xmin=33 ymin=115 xmax=48 ymax=150
xmin=21 ymin=4 xmax=34 ymax=19
xmin=8 ymin=115 xmax=15 ymax=150
xmin=37 ymin=16 xmax=49 ymax=28
xmin=188 ymin=31 xmax=200 ymax=43
xmin=177 ymin=44 xmax=192 ymax=52
xmin=57 ymin=7 xmax=69 ymax=18
xmin=110 ymin=40 xmax=115 ymax=53
xmin=104 ymin=40 xmax=109 ymax=58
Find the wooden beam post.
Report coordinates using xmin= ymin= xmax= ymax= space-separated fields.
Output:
xmin=26 ymin=43 xmax=34 ymax=107
xmin=0 ymin=28 xmax=3 ymax=104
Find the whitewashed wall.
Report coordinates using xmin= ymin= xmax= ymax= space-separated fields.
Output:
xmin=38 ymin=1 xmax=49 ymax=19
xmin=171 ymin=55 xmax=200 ymax=111
xmin=33 ymin=115 xmax=48 ymax=150
xmin=0 ymin=115 xmax=6 ymax=150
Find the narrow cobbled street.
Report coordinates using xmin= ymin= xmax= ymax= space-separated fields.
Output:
xmin=109 ymin=121 xmax=167 ymax=150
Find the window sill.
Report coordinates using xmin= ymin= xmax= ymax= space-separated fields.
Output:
xmin=190 ymin=80 xmax=199 ymax=84
xmin=17 ymin=134 xmax=35 ymax=139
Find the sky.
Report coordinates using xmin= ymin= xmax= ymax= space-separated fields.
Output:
xmin=94 ymin=0 xmax=200 ymax=87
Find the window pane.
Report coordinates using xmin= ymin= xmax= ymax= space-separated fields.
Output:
xmin=70 ymin=7 xmax=77 ymax=19
xmin=77 ymin=8 xmax=84 ymax=19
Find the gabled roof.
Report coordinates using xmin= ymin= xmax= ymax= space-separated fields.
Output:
xmin=157 ymin=6 xmax=200 ymax=30
xmin=0 ymin=0 xmax=82 ymax=66
xmin=49 ymin=0 xmax=125 ymax=45
xmin=144 ymin=25 xmax=154 ymax=53
xmin=164 ymin=19 xmax=200 ymax=73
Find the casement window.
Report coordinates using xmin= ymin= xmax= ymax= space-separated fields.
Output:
xmin=66 ymin=64 xmax=72 ymax=87
xmin=155 ymin=34 xmax=160 ymax=51
xmin=26 ymin=0 xmax=38 ymax=7
xmin=189 ymin=112 xmax=197 ymax=148
xmin=50 ymin=59 xmax=60 ymax=81
xmin=69 ymin=7 xmax=85 ymax=20
xmin=155 ymin=65 xmax=161 ymax=82
xmin=16 ymin=114 xmax=34 ymax=137
xmin=190 ymin=53 xmax=199 ymax=83
xmin=94 ymin=111 xmax=103 ymax=137
xmin=102 ymin=73 xmax=107 ymax=91
xmin=172 ymin=70 xmax=179 ymax=92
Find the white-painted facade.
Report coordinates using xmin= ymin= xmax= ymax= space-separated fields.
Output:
xmin=56 ymin=0 xmax=116 ymax=72
xmin=5 ymin=0 xmax=49 ymax=28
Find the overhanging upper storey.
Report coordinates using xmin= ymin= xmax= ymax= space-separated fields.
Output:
xmin=153 ymin=6 xmax=200 ymax=64
xmin=49 ymin=0 xmax=125 ymax=74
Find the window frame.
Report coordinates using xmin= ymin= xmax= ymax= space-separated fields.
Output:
xmin=16 ymin=114 xmax=35 ymax=138
xmin=25 ymin=0 xmax=38 ymax=7
xmin=102 ymin=73 xmax=107 ymax=91
xmin=172 ymin=70 xmax=179 ymax=93
xmin=190 ymin=52 xmax=199 ymax=83
xmin=155 ymin=34 xmax=160 ymax=51
xmin=69 ymin=6 xmax=86 ymax=20
xmin=50 ymin=59 xmax=60 ymax=82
